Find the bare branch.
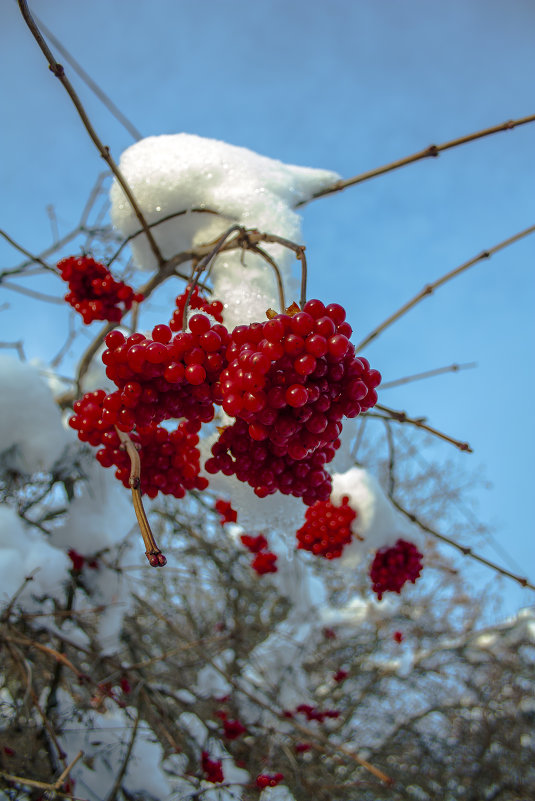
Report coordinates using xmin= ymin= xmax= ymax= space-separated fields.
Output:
xmin=380 ymin=362 xmax=477 ymax=389
xmin=370 ymin=403 xmax=472 ymax=453
xmin=298 ymin=114 xmax=535 ymax=205
xmin=356 ymin=224 xmax=535 ymax=350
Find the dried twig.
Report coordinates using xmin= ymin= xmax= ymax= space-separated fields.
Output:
xmin=356 ymin=224 xmax=535 ymax=350
xmin=380 ymin=362 xmax=477 ymax=389
xmin=370 ymin=403 xmax=472 ymax=453
xmin=298 ymin=114 xmax=535 ymax=205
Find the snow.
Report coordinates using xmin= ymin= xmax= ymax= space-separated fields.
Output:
xmin=331 ymin=466 xmax=424 ymax=566
xmin=0 ymin=505 xmax=70 ymax=610
xmin=110 ymin=133 xmax=339 ymax=328
xmin=0 ymin=354 xmax=71 ymax=474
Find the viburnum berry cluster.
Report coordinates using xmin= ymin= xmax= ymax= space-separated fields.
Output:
xmin=215 ymin=498 xmax=238 ymax=524
xmin=240 ymin=533 xmax=278 ymax=574
xmin=285 ymin=704 xmax=340 ymax=723
xmin=369 ymin=538 xmax=424 ymax=600
xmin=256 ymin=773 xmax=284 ymax=789
xmin=169 ymin=284 xmax=224 ymax=330
xmin=296 ymin=495 xmax=357 ymax=558
xmin=215 ymin=710 xmax=248 ymax=740
xmin=69 ymin=391 xmax=208 ymax=498
xmin=201 ymin=751 xmax=224 ymax=783
xmin=205 ymin=300 xmax=380 ymax=505
xmin=58 ymin=255 xmax=143 ymax=324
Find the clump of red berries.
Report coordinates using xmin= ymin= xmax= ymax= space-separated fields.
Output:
xmin=256 ymin=773 xmax=284 ymax=789
xmin=393 ymin=631 xmax=404 ymax=643
xmin=100 ymin=316 xmax=230 ymax=429
xmin=206 ymin=299 xmax=380 ymax=504
xmin=296 ymin=495 xmax=357 ymax=558
xmin=69 ymin=390 xmax=208 ymax=498
xmin=169 ymin=284 xmax=224 ymax=330
xmin=215 ymin=499 xmax=237 ymax=524
xmin=240 ymin=532 xmax=277 ymax=573
xmin=58 ymin=255 xmax=143 ymax=324
xmin=201 ymin=751 xmax=224 ymax=783
xmin=333 ymin=669 xmax=348 ymax=683
xmin=285 ymin=704 xmax=340 ymax=723
xmin=369 ymin=539 xmax=423 ymax=600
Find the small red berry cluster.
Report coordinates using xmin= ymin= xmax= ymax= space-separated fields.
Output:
xmin=67 ymin=549 xmax=99 ymax=572
xmin=201 ymin=751 xmax=224 ymax=783
xmin=285 ymin=704 xmax=340 ymax=723
xmin=169 ymin=284 xmax=224 ymax=331
xmin=369 ymin=539 xmax=423 ymax=600
xmin=256 ymin=773 xmax=284 ymax=789
xmin=205 ymin=300 xmax=380 ymax=505
xmin=215 ymin=498 xmax=238 ymax=524
xmin=333 ymin=669 xmax=348 ymax=683
xmin=240 ymin=533 xmax=278 ymax=574
xmin=58 ymin=256 xmax=143 ymax=324
xmin=296 ymin=495 xmax=357 ymax=558
xmin=215 ymin=710 xmax=248 ymax=740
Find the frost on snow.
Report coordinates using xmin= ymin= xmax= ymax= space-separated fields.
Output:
xmin=110 ymin=133 xmax=339 ymax=328
xmin=0 ymin=355 xmax=71 ymax=474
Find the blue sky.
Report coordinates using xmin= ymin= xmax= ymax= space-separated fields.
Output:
xmin=1 ymin=0 xmax=534 ymax=616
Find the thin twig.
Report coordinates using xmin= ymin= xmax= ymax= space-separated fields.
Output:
xmin=0 ymin=228 xmax=55 ymax=273
xmin=105 ymin=712 xmax=140 ymax=801
xmin=0 ymin=278 xmax=65 ymax=304
xmin=248 ymin=244 xmax=286 ymax=312
xmin=371 ymin=404 xmax=472 ymax=452
xmin=298 ymin=114 xmax=535 ymax=205
xmin=115 ymin=427 xmax=167 ymax=567
xmin=17 ymin=0 xmax=164 ymax=267
xmin=390 ymin=496 xmax=535 ymax=592
xmin=380 ymin=362 xmax=477 ymax=389
xmin=356 ymin=224 xmax=535 ymax=350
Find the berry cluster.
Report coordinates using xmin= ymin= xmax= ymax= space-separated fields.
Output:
xmin=67 ymin=549 xmax=99 ymax=572
xmin=333 ymin=669 xmax=348 ymax=683
xmin=215 ymin=498 xmax=237 ymax=524
xmin=169 ymin=284 xmax=224 ymax=331
xmin=101 ymin=318 xmax=230 ymax=428
xmin=201 ymin=751 xmax=224 ymax=783
xmin=285 ymin=704 xmax=340 ymax=723
xmin=58 ymin=256 xmax=143 ymax=324
xmin=240 ymin=532 xmax=278 ymax=574
xmin=256 ymin=773 xmax=284 ymax=789
xmin=369 ymin=539 xmax=423 ymax=600
xmin=69 ymin=390 xmax=208 ymax=498
xmin=215 ymin=710 xmax=247 ymax=740
xmin=296 ymin=495 xmax=357 ymax=558
xmin=205 ymin=300 xmax=380 ymax=504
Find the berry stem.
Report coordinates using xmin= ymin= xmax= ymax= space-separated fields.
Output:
xmin=370 ymin=404 xmax=473 ymax=453
xmin=248 ymin=244 xmax=286 ymax=312
xmin=114 ymin=427 xmax=167 ymax=567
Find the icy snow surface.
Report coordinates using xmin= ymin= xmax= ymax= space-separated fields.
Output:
xmin=110 ymin=133 xmax=339 ymax=328
xmin=0 ymin=354 xmax=71 ymax=473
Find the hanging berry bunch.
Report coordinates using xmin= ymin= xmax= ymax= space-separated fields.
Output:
xmin=169 ymin=284 xmax=224 ymax=330
xmin=205 ymin=299 xmax=381 ymax=505
xmin=296 ymin=495 xmax=357 ymax=558
xmin=58 ymin=255 xmax=143 ymax=324
xmin=369 ymin=538 xmax=423 ymax=600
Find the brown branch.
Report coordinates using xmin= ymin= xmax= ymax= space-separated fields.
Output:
xmin=390 ymin=496 xmax=535 ymax=592
xmin=115 ymin=427 xmax=167 ymax=567
xmin=298 ymin=114 xmax=535 ymax=205
xmin=17 ymin=0 xmax=164 ymax=267
xmin=380 ymin=362 xmax=477 ymax=389
xmin=356 ymin=224 xmax=535 ymax=350
xmin=371 ymin=403 xmax=472 ymax=453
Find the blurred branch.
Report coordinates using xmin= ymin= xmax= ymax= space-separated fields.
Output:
xmin=356 ymin=223 xmax=535 ymax=350
xmin=380 ymin=362 xmax=477 ymax=389
xmin=299 ymin=114 xmax=535 ymax=204
xmin=0 ymin=227 xmax=55 ymax=274
xmin=17 ymin=0 xmax=164 ymax=267
xmin=34 ymin=13 xmax=143 ymax=141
